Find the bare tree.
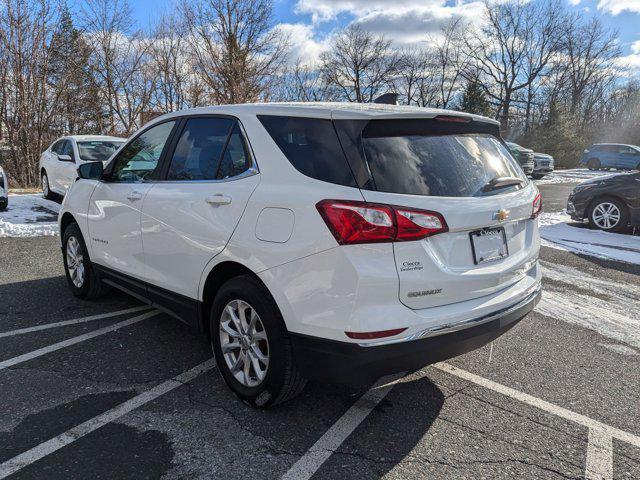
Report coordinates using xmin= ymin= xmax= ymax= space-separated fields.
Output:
xmin=149 ymin=15 xmax=195 ymax=112
xmin=320 ymin=25 xmax=401 ymax=103
xmin=274 ymin=60 xmax=338 ymax=102
xmin=562 ymin=17 xmax=620 ymax=116
xmin=0 ymin=0 xmax=58 ymax=186
xmin=82 ymin=0 xmax=155 ymax=134
xmin=432 ymin=19 xmax=468 ymax=109
xmin=464 ymin=0 xmax=564 ymax=133
xmin=183 ymin=0 xmax=288 ymax=104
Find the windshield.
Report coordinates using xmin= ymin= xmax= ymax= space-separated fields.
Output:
xmin=362 ymin=133 xmax=526 ymax=197
xmin=77 ymin=141 xmax=124 ymax=162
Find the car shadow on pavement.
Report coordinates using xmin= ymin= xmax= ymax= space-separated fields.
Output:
xmin=0 ymin=275 xmax=138 ymax=329
xmin=309 ymin=373 xmax=446 ymax=479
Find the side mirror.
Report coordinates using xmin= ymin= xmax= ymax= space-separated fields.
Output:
xmin=58 ymin=154 xmax=74 ymax=162
xmin=77 ymin=161 xmax=103 ymax=180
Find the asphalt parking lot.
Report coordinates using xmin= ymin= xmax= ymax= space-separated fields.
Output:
xmin=1 ymin=183 xmax=639 ymax=479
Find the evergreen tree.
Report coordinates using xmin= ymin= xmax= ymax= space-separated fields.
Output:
xmin=48 ymin=5 xmax=104 ymax=135
xmin=459 ymin=78 xmax=493 ymax=117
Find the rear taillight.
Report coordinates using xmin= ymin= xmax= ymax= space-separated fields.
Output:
xmin=531 ymin=193 xmax=542 ymax=218
xmin=316 ymin=200 xmax=448 ymax=245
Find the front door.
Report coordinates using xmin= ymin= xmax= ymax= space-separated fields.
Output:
xmin=141 ymin=117 xmax=260 ymax=299
xmin=87 ymin=120 xmax=177 ymax=281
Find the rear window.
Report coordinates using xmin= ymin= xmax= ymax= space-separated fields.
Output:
xmin=258 ymin=116 xmax=356 ymax=187
xmin=360 ymin=122 xmax=525 ymax=197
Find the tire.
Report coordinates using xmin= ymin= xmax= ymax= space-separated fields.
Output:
xmin=531 ymin=174 xmax=545 ymax=180
xmin=587 ymin=158 xmax=601 ymax=171
xmin=62 ymin=223 xmax=109 ymax=299
xmin=42 ymin=171 xmax=55 ymax=200
xmin=588 ymin=197 xmax=629 ymax=233
xmin=210 ymin=275 xmax=306 ymax=408
xmin=0 ymin=199 xmax=7 ymax=211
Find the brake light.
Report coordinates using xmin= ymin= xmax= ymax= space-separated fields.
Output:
xmin=434 ymin=115 xmax=471 ymax=123
xmin=316 ymin=200 xmax=448 ymax=245
xmin=531 ymin=193 xmax=542 ymax=218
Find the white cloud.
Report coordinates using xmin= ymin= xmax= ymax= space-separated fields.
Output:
xmin=596 ymin=0 xmax=640 ymax=14
xmin=614 ymin=40 xmax=640 ymax=75
xmin=293 ymin=0 xmax=485 ymax=47
xmin=274 ymin=23 xmax=332 ymax=67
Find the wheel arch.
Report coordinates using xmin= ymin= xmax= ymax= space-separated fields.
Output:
xmin=199 ymin=261 xmax=273 ymax=335
xmin=60 ymin=212 xmax=77 ymax=238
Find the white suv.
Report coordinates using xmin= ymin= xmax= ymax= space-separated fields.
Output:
xmin=59 ymin=103 xmax=542 ymax=407
xmin=39 ymin=135 xmax=125 ymax=198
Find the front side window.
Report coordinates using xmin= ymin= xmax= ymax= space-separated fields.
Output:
xmin=167 ymin=118 xmax=233 ymax=180
xmin=51 ymin=140 xmax=64 ymax=155
xmin=110 ymin=121 xmax=176 ymax=182
xmin=60 ymin=140 xmax=74 ymax=160
xmin=77 ymin=141 xmax=124 ymax=163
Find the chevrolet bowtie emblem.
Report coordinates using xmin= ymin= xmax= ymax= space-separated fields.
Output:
xmin=495 ymin=209 xmax=510 ymax=221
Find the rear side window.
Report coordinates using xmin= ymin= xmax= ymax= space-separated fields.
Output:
xmin=217 ymin=124 xmax=251 ymax=179
xmin=167 ymin=118 xmax=233 ymax=180
xmin=360 ymin=120 xmax=525 ymax=197
xmin=258 ymin=116 xmax=356 ymax=187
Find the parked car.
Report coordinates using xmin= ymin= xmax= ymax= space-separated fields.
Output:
xmin=59 ymin=103 xmax=542 ymax=407
xmin=579 ymin=143 xmax=640 ymax=171
xmin=532 ymin=152 xmax=554 ymax=179
xmin=0 ymin=165 xmax=7 ymax=211
xmin=39 ymin=135 xmax=125 ymax=199
xmin=506 ymin=142 xmax=535 ymax=175
xmin=567 ymin=171 xmax=640 ymax=232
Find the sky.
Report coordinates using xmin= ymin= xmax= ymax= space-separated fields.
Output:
xmin=123 ymin=0 xmax=640 ymax=72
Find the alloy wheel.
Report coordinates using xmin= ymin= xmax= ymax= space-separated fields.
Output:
xmin=219 ymin=299 xmax=269 ymax=388
xmin=66 ymin=236 xmax=85 ymax=288
xmin=592 ymin=202 xmax=621 ymax=230
xmin=42 ymin=175 xmax=49 ymax=196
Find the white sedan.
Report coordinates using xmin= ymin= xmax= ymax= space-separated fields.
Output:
xmin=39 ymin=135 xmax=125 ymax=198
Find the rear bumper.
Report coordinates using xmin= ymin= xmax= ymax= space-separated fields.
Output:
xmin=290 ymin=287 xmax=541 ymax=385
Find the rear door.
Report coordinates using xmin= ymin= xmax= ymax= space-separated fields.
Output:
xmin=338 ymin=118 xmax=540 ymax=310
xmin=141 ymin=116 xmax=259 ymax=299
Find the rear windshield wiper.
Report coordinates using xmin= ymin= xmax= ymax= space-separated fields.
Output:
xmin=481 ymin=176 xmax=524 ymax=192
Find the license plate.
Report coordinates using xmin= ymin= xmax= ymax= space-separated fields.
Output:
xmin=470 ymin=227 xmax=509 ymax=264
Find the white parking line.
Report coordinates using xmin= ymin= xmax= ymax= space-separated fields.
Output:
xmin=585 ymin=428 xmax=613 ymax=480
xmin=0 ymin=359 xmax=216 ymax=479
xmin=0 ymin=310 xmax=160 ymax=371
xmin=0 ymin=305 xmax=151 ymax=338
xmin=433 ymin=363 xmax=640 ymax=449
xmin=281 ymin=373 xmax=404 ymax=480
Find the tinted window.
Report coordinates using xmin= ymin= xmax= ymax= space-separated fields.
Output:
xmin=110 ymin=121 xmax=176 ymax=182
xmin=217 ymin=124 xmax=251 ymax=179
xmin=362 ymin=129 xmax=525 ymax=197
xmin=167 ymin=118 xmax=233 ymax=180
xmin=258 ymin=116 xmax=356 ymax=187
xmin=77 ymin=141 xmax=123 ymax=162
xmin=51 ymin=140 xmax=64 ymax=154
xmin=60 ymin=140 xmax=74 ymax=159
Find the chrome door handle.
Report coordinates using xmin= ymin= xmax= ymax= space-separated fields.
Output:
xmin=127 ymin=191 xmax=143 ymax=201
xmin=205 ymin=194 xmax=232 ymax=206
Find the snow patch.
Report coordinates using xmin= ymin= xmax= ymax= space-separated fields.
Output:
xmin=537 ymin=261 xmax=640 ymax=350
xmin=0 ymin=194 xmax=60 ymax=237
xmin=538 ymin=211 xmax=640 ymax=265
xmin=534 ymin=168 xmax=622 ymax=185
xmin=597 ymin=344 xmax=639 ymax=356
